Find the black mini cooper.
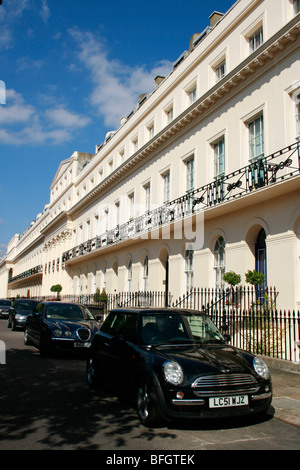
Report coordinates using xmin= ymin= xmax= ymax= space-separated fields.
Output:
xmin=86 ymin=308 xmax=272 ymax=427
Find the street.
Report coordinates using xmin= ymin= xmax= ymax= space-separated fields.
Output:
xmin=0 ymin=319 xmax=300 ymax=452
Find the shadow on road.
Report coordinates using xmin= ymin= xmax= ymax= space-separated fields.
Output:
xmin=0 ymin=346 xmax=273 ymax=450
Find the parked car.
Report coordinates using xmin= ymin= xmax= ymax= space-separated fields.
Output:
xmin=0 ymin=299 xmax=12 ymax=319
xmin=7 ymin=299 xmax=40 ymax=330
xmin=24 ymin=301 xmax=102 ymax=355
xmin=86 ymin=307 xmax=272 ymax=427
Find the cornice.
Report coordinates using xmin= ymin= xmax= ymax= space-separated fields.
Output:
xmin=69 ymin=16 xmax=300 ymax=217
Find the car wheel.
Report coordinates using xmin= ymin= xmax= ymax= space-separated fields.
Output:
xmin=86 ymin=356 xmax=101 ymax=389
xmin=136 ymin=379 xmax=164 ymax=427
xmin=24 ymin=328 xmax=32 ymax=346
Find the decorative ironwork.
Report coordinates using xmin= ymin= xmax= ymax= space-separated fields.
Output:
xmin=62 ymin=142 xmax=300 ymax=264
xmin=8 ymin=265 xmax=43 ymax=284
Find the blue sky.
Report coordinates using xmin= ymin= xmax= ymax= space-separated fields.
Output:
xmin=0 ymin=0 xmax=235 ymax=257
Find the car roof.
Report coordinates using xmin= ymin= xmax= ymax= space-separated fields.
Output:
xmin=41 ymin=301 xmax=85 ymax=307
xmin=109 ymin=307 xmax=202 ymax=315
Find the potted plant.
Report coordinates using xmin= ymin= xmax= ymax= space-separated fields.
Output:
xmin=222 ymin=271 xmax=241 ymax=308
xmin=50 ymin=284 xmax=62 ymax=300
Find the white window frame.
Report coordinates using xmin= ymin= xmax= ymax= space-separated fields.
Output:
xmin=248 ymin=114 xmax=264 ymax=162
xmin=213 ymin=237 xmax=225 ymax=290
xmin=162 ymin=170 xmax=170 ymax=204
xmin=215 ymin=59 xmax=226 ymax=83
xmin=142 ymin=256 xmax=149 ymax=292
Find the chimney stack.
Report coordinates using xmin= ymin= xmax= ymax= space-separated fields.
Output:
xmin=154 ymin=75 xmax=165 ymax=87
xmin=209 ymin=11 xmax=224 ymax=27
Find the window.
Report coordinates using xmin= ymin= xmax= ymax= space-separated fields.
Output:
xmin=185 ymin=157 xmax=194 ymax=213
xmin=147 ymin=122 xmax=154 ymax=140
xmin=248 ymin=114 xmax=264 ymax=161
xmin=128 ymin=193 xmax=135 ymax=221
xmin=166 ymin=105 xmax=173 ymax=124
xmin=119 ymin=148 xmax=125 ymax=163
xmin=144 ymin=183 xmax=150 ymax=212
xmin=162 ymin=171 xmax=170 ymax=203
xmin=184 ymin=250 xmax=194 ymax=293
xmin=132 ymin=136 xmax=138 ymax=153
xmin=101 ymin=312 xmax=137 ymax=343
xmin=127 ymin=260 xmax=132 ymax=292
xmin=142 ymin=256 xmax=149 ymax=291
xmin=213 ymin=138 xmax=225 ymax=201
xmin=213 ymin=237 xmax=225 ymax=290
xmin=115 ymin=201 xmax=120 ymax=227
xmin=294 ymin=91 xmax=300 ymax=139
xmin=215 ymin=60 xmax=226 ymax=82
xmin=188 ymin=85 xmax=197 ymax=106
xmin=294 ymin=0 xmax=300 ymax=14
xmin=186 ymin=157 xmax=194 ymax=192
xmin=104 ymin=209 xmax=109 ymax=232
xmin=249 ymin=26 xmax=263 ymax=53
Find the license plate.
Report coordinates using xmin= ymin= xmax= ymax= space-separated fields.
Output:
xmin=74 ymin=342 xmax=91 ymax=348
xmin=209 ymin=395 xmax=248 ymax=408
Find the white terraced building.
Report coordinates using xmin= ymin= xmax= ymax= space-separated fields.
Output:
xmin=0 ymin=0 xmax=300 ymax=311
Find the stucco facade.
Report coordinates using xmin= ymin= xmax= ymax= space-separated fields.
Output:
xmin=1 ymin=0 xmax=300 ymax=311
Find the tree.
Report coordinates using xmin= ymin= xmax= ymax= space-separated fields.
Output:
xmin=222 ymin=271 xmax=241 ymax=287
xmin=245 ymin=270 xmax=265 ymax=286
xmin=50 ymin=284 xmax=62 ymax=299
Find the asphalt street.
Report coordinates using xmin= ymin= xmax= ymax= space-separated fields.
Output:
xmin=1 ymin=319 xmax=300 ymax=452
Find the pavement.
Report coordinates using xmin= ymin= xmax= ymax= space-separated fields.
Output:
xmin=263 ymin=356 xmax=300 ymax=428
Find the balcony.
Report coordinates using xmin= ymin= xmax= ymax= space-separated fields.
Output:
xmin=8 ymin=265 xmax=43 ymax=284
xmin=62 ymin=142 xmax=300 ymax=264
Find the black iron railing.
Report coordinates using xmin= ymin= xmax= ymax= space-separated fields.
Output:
xmin=62 ymin=142 xmax=300 ymax=263
xmin=8 ymin=265 xmax=43 ymax=284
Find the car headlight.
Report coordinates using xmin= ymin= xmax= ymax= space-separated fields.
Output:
xmin=163 ymin=361 xmax=183 ymax=385
xmin=53 ymin=329 xmax=63 ymax=338
xmin=253 ymin=357 xmax=269 ymax=380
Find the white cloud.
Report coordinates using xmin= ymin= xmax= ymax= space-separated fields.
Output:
xmin=40 ymin=0 xmax=50 ymax=23
xmin=45 ymin=107 xmax=90 ymax=129
xmin=69 ymin=28 xmax=173 ymax=128
xmin=0 ymin=89 xmax=90 ymax=146
xmin=0 ymin=89 xmax=35 ymax=124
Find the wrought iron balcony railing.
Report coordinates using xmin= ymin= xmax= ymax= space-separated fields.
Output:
xmin=8 ymin=265 xmax=43 ymax=284
xmin=62 ymin=142 xmax=300 ymax=264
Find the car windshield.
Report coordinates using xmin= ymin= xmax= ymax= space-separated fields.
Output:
xmin=140 ymin=312 xmax=224 ymax=346
xmin=16 ymin=300 xmax=38 ymax=310
xmin=45 ymin=304 xmax=95 ymax=321
xmin=0 ymin=300 xmax=11 ymax=306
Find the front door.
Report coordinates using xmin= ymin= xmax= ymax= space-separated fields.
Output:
xmin=255 ymin=229 xmax=267 ymax=286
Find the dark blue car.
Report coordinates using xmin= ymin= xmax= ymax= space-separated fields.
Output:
xmin=24 ymin=301 xmax=101 ymax=355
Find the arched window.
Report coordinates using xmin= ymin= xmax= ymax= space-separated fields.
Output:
xmin=142 ymin=256 xmax=149 ymax=292
xmin=214 ymin=237 xmax=225 ymax=290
